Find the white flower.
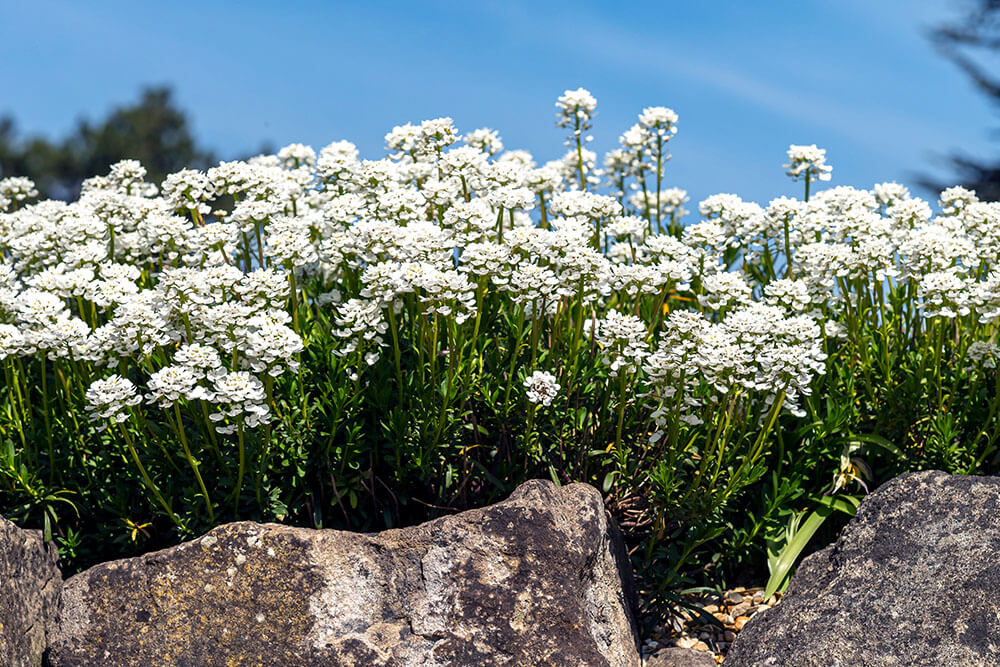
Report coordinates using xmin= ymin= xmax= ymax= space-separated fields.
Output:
xmin=698 ymin=272 xmax=752 ymax=311
xmin=966 ymin=340 xmax=998 ymax=371
xmin=464 ymin=128 xmax=504 ymax=156
xmin=939 ymin=186 xmax=978 ymax=216
xmin=86 ymin=375 xmax=142 ymax=425
xmin=555 ymin=88 xmax=598 ymax=136
xmin=147 ymin=365 xmax=208 ymax=407
xmin=638 ymin=106 xmax=679 ymax=139
xmin=784 ymin=144 xmax=832 ymax=182
xmin=585 ymin=309 xmax=650 ymax=377
xmin=764 ymin=279 xmax=813 ymax=313
xmin=873 ymin=181 xmax=909 ymax=207
xmin=241 ymin=314 xmax=304 ymax=376
xmin=0 ymin=177 xmax=39 ymax=208
xmin=208 ymin=371 xmax=271 ymax=433
xmin=917 ymin=268 xmax=971 ymax=319
xmin=174 ymin=343 xmax=224 ymax=374
xmin=524 ymin=370 xmax=560 ymax=406
xmin=0 ymin=324 xmax=25 ymax=360
xmin=278 ymin=143 xmax=317 ymax=169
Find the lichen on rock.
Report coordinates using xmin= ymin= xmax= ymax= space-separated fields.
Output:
xmin=727 ymin=470 xmax=1000 ymax=666
xmin=0 ymin=514 xmax=61 ymax=667
xmin=46 ymin=479 xmax=640 ymax=666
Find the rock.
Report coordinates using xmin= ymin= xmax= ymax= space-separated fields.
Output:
xmin=724 ymin=591 xmax=744 ymax=605
xmin=728 ymin=601 xmax=751 ymax=618
xmin=646 ymin=646 xmax=715 ymax=666
xmin=0 ymin=514 xmax=61 ymax=667
xmin=47 ymin=479 xmax=640 ymax=666
xmin=727 ymin=471 xmax=1000 ymax=666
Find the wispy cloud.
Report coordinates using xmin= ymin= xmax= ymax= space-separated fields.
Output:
xmin=469 ymin=2 xmax=973 ymax=157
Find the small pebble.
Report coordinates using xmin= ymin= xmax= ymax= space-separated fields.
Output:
xmin=725 ymin=591 xmax=745 ymax=605
xmin=734 ymin=616 xmax=750 ymax=631
xmin=724 ymin=630 xmax=736 ymax=642
xmin=729 ymin=602 xmax=752 ymax=618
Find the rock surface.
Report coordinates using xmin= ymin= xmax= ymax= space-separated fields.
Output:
xmin=0 ymin=514 xmax=61 ymax=667
xmin=46 ymin=479 xmax=639 ymax=666
xmin=645 ymin=646 xmax=715 ymax=666
xmin=726 ymin=470 xmax=1000 ymax=666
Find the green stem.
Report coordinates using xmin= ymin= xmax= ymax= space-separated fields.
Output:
xmin=121 ymin=423 xmax=185 ymax=530
xmin=233 ymin=420 xmax=246 ymax=514
xmin=387 ymin=305 xmax=405 ymax=404
xmin=783 ymin=216 xmax=794 ymax=279
xmin=173 ymin=403 xmax=214 ymax=522
xmin=39 ymin=355 xmax=54 ymax=483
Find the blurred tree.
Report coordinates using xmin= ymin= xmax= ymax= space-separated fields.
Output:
xmin=925 ymin=1 xmax=1000 ymax=200
xmin=0 ymin=86 xmax=216 ymax=200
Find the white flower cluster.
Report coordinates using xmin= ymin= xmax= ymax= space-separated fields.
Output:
xmin=85 ymin=375 xmax=142 ymax=428
xmin=0 ymin=161 xmax=307 ymax=433
xmin=7 ymin=89 xmax=934 ymax=443
xmin=0 ymin=177 xmax=39 ymax=211
xmin=556 ymin=88 xmax=598 ymax=135
xmin=524 ymin=370 xmax=560 ymax=407
xmin=644 ymin=303 xmax=826 ymax=438
xmin=784 ymin=144 xmax=832 ymax=182
xmin=585 ymin=309 xmax=650 ymax=377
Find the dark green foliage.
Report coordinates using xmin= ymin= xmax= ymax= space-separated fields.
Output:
xmin=0 ymin=87 xmax=215 ymax=200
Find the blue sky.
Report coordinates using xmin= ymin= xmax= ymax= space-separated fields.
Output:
xmin=1 ymin=0 xmax=997 ymax=208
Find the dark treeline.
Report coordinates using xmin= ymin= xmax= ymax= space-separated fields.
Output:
xmin=0 ymin=87 xmax=260 ymax=201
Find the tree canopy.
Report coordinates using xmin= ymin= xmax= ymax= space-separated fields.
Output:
xmin=927 ymin=0 xmax=1000 ymax=200
xmin=0 ymin=87 xmax=216 ymax=200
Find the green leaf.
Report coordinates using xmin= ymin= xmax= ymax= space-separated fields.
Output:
xmin=764 ymin=495 xmax=858 ymax=599
xmin=602 ymin=471 xmax=616 ymax=493
xmin=848 ymin=433 xmax=905 ymax=459
xmin=548 ymin=465 xmax=561 ymax=486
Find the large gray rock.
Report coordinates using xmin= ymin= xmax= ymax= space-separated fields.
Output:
xmin=46 ymin=479 xmax=640 ymax=666
xmin=727 ymin=470 xmax=1000 ymax=666
xmin=0 ymin=514 xmax=62 ymax=667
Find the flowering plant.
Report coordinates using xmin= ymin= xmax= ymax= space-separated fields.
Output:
xmin=1 ymin=90 xmax=998 ymax=610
